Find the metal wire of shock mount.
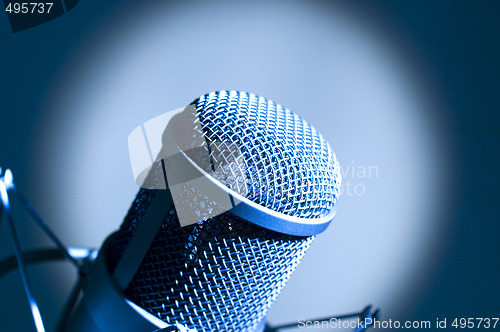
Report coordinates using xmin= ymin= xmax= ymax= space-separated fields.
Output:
xmin=0 ymin=168 xmax=96 ymax=332
xmin=264 ymin=305 xmax=381 ymax=331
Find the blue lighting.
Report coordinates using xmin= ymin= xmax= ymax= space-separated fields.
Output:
xmin=30 ymin=303 xmax=46 ymax=332
xmin=0 ymin=180 xmax=9 ymax=209
xmin=4 ymin=169 xmax=13 ymax=189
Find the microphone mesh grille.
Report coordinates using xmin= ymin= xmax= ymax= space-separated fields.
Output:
xmin=108 ymin=91 xmax=340 ymax=331
xmin=194 ymin=90 xmax=340 ymax=218
xmin=113 ymin=199 xmax=314 ymax=332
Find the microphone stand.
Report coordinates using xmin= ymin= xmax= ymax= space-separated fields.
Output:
xmin=264 ymin=305 xmax=380 ymax=331
xmin=0 ymin=168 xmax=92 ymax=332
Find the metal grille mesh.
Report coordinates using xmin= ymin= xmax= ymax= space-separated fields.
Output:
xmin=193 ymin=91 xmax=341 ymax=218
xmin=107 ymin=91 xmax=341 ymax=331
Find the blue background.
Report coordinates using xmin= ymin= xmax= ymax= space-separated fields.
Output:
xmin=1 ymin=1 xmax=499 ymax=331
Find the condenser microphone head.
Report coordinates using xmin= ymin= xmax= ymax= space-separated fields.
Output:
xmin=107 ymin=91 xmax=341 ymax=332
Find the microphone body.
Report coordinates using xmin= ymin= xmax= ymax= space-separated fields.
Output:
xmin=64 ymin=91 xmax=341 ymax=332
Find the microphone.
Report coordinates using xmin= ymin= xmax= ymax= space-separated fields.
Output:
xmin=64 ymin=91 xmax=342 ymax=332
